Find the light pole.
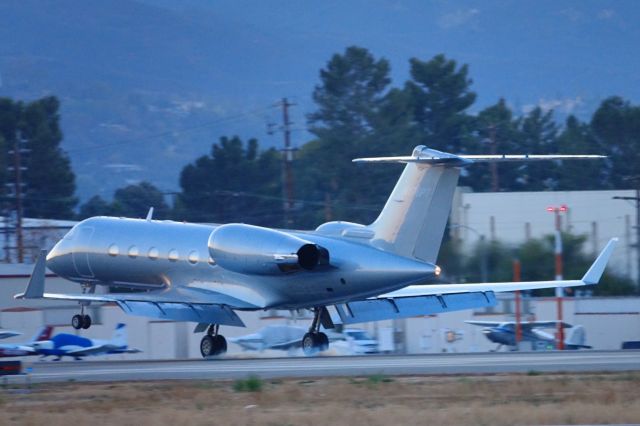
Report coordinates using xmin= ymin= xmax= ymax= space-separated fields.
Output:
xmin=546 ymin=204 xmax=568 ymax=350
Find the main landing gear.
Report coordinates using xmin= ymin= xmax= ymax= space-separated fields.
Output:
xmin=200 ymin=324 xmax=227 ymax=358
xmin=302 ymin=307 xmax=329 ymax=356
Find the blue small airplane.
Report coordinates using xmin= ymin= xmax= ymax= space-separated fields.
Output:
xmin=466 ymin=320 xmax=591 ymax=351
xmin=30 ymin=323 xmax=141 ymax=360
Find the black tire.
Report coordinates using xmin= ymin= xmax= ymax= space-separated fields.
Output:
xmin=82 ymin=315 xmax=92 ymax=329
xmin=317 ymin=332 xmax=329 ymax=351
xmin=200 ymin=335 xmax=215 ymax=358
xmin=302 ymin=332 xmax=318 ymax=356
xmin=72 ymin=314 xmax=84 ymax=330
xmin=213 ymin=335 xmax=227 ymax=355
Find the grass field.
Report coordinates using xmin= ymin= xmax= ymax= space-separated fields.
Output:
xmin=1 ymin=372 xmax=639 ymax=425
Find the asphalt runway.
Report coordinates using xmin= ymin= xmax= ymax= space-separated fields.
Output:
xmin=5 ymin=350 xmax=639 ymax=383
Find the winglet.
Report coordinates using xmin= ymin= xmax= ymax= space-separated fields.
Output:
xmin=146 ymin=207 xmax=154 ymax=221
xmin=582 ymin=238 xmax=618 ymax=285
xmin=17 ymin=250 xmax=47 ymax=299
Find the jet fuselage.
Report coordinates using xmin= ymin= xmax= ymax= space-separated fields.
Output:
xmin=46 ymin=217 xmax=438 ymax=310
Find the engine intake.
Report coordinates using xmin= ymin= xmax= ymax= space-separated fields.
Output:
xmin=208 ymin=223 xmax=329 ymax=275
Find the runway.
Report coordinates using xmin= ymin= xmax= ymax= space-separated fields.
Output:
xmin=4 ymin=350 xmax=639 ymax=384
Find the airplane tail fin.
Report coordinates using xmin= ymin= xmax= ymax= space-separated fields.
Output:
xmin=30 ymin=325 xmax=54 ymax=343
xmin=354 ymin=145 xmax=605 ymax=263
xmin=111 ymin=323 xmax=127 ymax=348
xmin=565 ymin=325 xmax=591 ymax=349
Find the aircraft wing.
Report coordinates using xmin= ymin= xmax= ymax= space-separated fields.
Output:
xmin=332 ymin=238 xmax=617 ymax=325
xmin=15 ymin=257 xmax=249 ymax=327
xmin=464 ymin=320 xmax=572 ymax=331
xmin=0 ymin=331 xmax=21 ymax=339
xmin=464 ymin=320 xmax=503 ymax=328
xmin=380 ymin=238 xmax=616 ymax=298
xmin=269 ymin=338 xmax=305 ymax=351
xmin=0 ymin=343 xmax=37 ymax=353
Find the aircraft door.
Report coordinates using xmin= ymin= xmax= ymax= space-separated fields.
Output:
xmin=72 ymin=226 xmax=95 ymax=278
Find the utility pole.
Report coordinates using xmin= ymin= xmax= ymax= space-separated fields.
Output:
xmin=277 ymin=98 xmax=295 ymax=227
xmin=613 ymin=188 xmax=640 ymax=292
xmin=547 ymin=204 xmax=567 ymax=350
xmin=6 ymin=130 xmax=28 ymax=263
xmin=488 ymin=124 xmax=499 ymax=192
xmin=513 ymin=259 xmax=522 ymax=348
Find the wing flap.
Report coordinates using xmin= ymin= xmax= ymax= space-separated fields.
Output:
xmin=332 ymin=291 xmax=496 ymax=325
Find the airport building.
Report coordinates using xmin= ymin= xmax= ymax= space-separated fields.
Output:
xmin=450 ymin=188 xmax=639 ymax=285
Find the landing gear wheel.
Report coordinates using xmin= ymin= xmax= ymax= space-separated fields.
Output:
xmin=302 ymin=332 xmax=320 ymax=356
xmin=213 ymin=335 xmax=227 ymax=354
xmin=81 ymin=315 xmax=92 ymax=329
xmin=200 ymin=334 xmax=227 ymax=358
xmin=72 ymin=314 xmax=83 ymax=330
xmin=200 ymin=335 xmax=215 ymax=357
xmin=317 ymin=332 xmax=329 ymax=351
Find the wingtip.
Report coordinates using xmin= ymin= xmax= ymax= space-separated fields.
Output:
xmin=21 ymin=249 xmax=47 ymax=299
xmin=582 ymin=238 xmax=618 ymax=285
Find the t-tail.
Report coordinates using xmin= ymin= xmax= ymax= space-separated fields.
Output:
xmin=354 ymin=145 xmax=605 ymax=263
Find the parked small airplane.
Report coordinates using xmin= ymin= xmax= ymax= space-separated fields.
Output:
xmin=230 ymin=324 xmax=341 ymax=352
xmin=0 ymin=326 xmax=53 ymax=357
xmin=30 ymin=323 xmax=140 ymax=360
xmin=15 ymin=145 xmax=617 ymax=357
xmin=466 ymin=320 xmax=591 ymax=351
xmin=0 ymin=330 xmax=21 ymax=340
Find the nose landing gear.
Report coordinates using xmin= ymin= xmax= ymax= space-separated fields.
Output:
xmin=71 ymin=284 xmax=94 ymax=330
xmin=71 ymin=313 xmax=92 ymax=330
xmin=200 ymin=324 xmax=227 ymax=358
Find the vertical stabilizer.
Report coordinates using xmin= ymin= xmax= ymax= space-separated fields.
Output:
xmin=30 ymin=325 xmax=54 ymax=343
xmin=111 ymin=323 xmax=127 ymax=347
xmin=366 ymin=146 xmax=460 ymax=263
xmin=353 ymin=145 xmax=605 ymax=263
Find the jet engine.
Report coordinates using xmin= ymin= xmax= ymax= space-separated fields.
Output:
xmin=208 ymin=223 xmax=329 ymax=275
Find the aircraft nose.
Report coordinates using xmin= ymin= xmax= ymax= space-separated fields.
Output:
xmin=46 ymin=240 xmax=75 ymax=277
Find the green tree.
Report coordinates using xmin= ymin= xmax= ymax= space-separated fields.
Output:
xmin=111 ymin=181 xmax=169 ymax=219
xmin=308 ymin=45 xmax=391 ymax=141
xmin=0 ymin=96 xmax=77 ymax=219
xmin=510 ymin=107 xmax=559 ymax=191
xmin=555 ymin=115 xmax=607 ymax=190
xmin=464 ymin=98 xmax=519 ymax=191
xmin=177 ymin=136 xmax=281 ymax=226
xmin=405 ymin=54 xmax=476 ymax=153
xmin=302 ymin=46 xmax=394 ymax=227
xmin=77 ymin=195 xmax=113 ymax=219
xmin=590 ymin=96 xmax=640 ymax=188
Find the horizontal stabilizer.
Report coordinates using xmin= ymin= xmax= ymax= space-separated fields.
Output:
xmin=354 ymin=146 xmax=605 ymax=167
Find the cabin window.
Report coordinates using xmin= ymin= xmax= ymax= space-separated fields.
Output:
xmin=108 ymin=244 xmax=119 ymax=257
xmin=168 ymin=249 xmax=179 ymax=262
xmin=188 ymin=250 xmax=199 ymax=265
xmin=128 ymin=246 xmax=139 ymax=258
xmin=148 ymin=247 xmax=159 ymax=260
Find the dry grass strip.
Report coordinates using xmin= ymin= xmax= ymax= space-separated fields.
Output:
xmin=1 ymin=372 xmax=639 ymax=426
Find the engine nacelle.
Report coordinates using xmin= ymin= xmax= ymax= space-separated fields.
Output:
xmin=208 ymin=223 xmax=329 ymax=275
